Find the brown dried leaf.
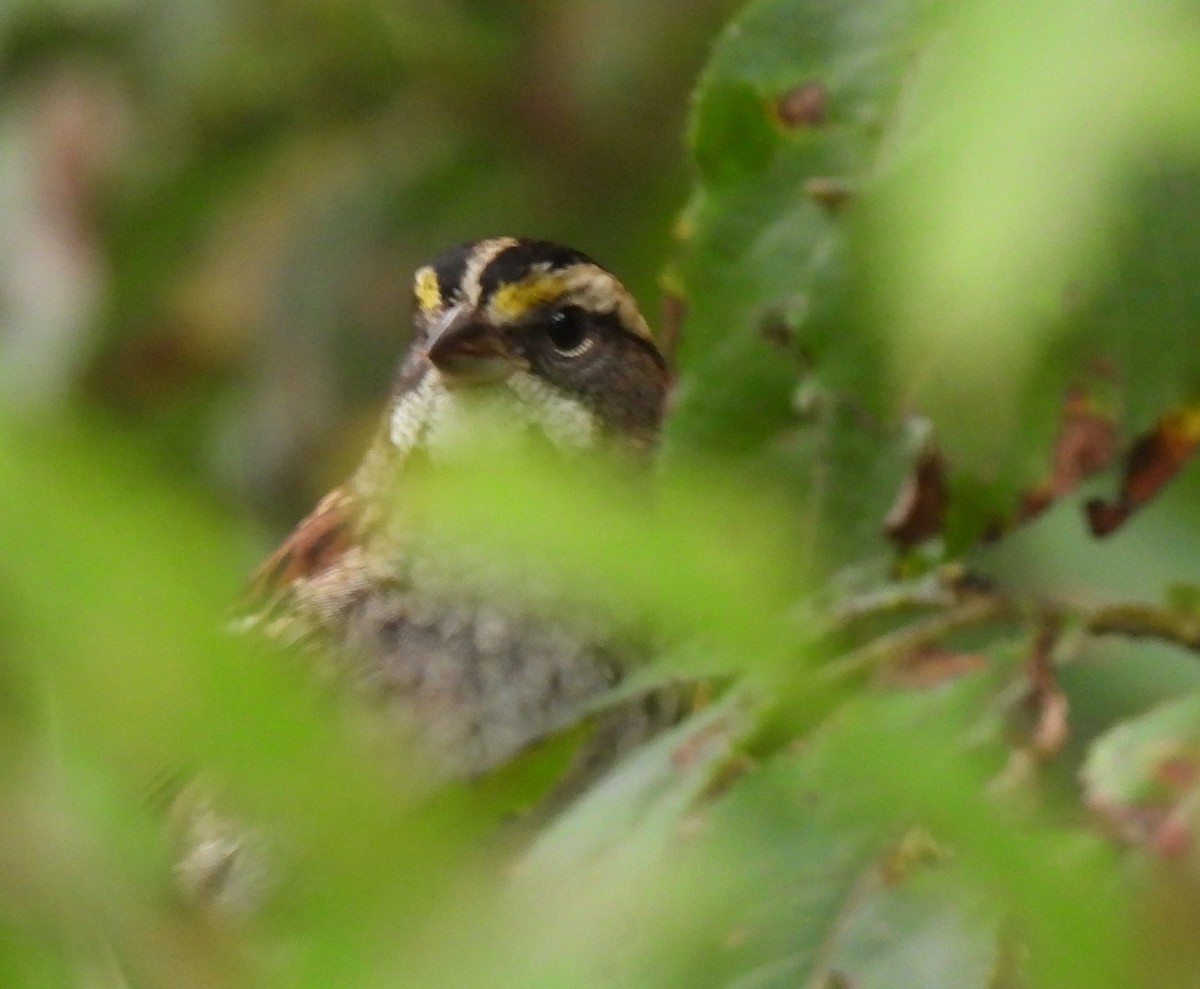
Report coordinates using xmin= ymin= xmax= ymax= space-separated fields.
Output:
xmin=1086 ymin=404 xmax=1200 ymax=536
xmin=884 ymin=447 xmax=947 ymax=550
xmin=1019 ymin=387 xmax=1116 ymax=522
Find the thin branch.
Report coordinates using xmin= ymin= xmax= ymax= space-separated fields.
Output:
xmin=1085 ymin=603 xmax=1200 ymax=653
xmin=820 ymin=578 xmax=1200 ymax=686
xmin=820 ymin=594 xmax=1015 ymax=683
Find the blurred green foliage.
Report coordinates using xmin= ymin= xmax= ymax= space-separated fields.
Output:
xmin=4 ymin=0 xmax=1200 ymax=986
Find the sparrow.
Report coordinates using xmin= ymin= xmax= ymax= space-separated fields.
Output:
xmin=245 ymin=237 xmax=676 ymax=786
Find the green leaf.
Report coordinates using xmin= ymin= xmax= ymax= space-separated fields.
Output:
xmin=1082 ymin=689 xmax=1200 ymax=838
xmin=670 ymin=0 xmax=926 ymax=571
xmin=674 ymin=0 xmax=1200 ymax=555
xmin=607 ymin=678 xmax=1008 ymax=989
xmin=0 ymin=417 xmax=530 ymax=986
xmin=824 ymin=852 xmax=999 ymax=989
xmin=814 ymin=684 xmax=1135 ymax=989
xmin=860 ymin=0 xmax=1200 ymax=538
xmin=675 ymin=0 xmax=919 ymax=399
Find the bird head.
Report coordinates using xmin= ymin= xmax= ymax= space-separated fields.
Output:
xmin=381 ymin=238 xmax=670 ymax=465
xmin=248 ymin=239 xmax=668 ymax=637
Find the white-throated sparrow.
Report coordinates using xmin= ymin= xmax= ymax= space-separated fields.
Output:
xmin=246 ymin=237 xmax=676 ymax=784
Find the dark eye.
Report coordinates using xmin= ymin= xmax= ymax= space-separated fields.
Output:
xmin=545 ymin=306 xmax=594 ymax=358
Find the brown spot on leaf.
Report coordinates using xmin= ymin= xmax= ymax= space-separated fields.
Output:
xmin=1086 ymin=404 xmax=1200 ymax=536
xmin=1050 ymin=389 xmax=1117 ymax=488
xmin=884 ymin=447 xmax=947 ymax=550
xmin=775 ymin=81 xmax=827 ymax=127
xmin=803 ymin=176 xmax=853 ymax=212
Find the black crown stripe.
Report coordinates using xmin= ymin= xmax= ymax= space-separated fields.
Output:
xmin=476 ymin=239 xmax=598 ymax=304
xmin=428 ymin=241 xmax=475 ymax=305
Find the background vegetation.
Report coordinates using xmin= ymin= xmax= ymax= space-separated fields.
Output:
xmin=2 ymin=0 xmax=1200 ymax=986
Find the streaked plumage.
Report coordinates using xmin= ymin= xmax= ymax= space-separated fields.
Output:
xmin=247 ymin=238 xmax=675 ymax=781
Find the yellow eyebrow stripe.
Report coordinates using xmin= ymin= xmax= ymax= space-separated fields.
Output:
xmin=490 ymin=273 xmax=567 ymax=320
xmin=414 ymin=266 xmax=441 ymax=312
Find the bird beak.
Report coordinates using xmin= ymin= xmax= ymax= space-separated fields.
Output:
xmin=424 ymin=305 xmax=526 ymax=384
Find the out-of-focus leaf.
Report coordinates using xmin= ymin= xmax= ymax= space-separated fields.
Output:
xmin=1082 ymin=690 xmax=1200 ymax=856
xmin=381 ymin=693 xmax=759 ymax=989
xmin=497 ymin=702 xmax=896 ymax=989
xmin=1059 ymin=638 xmax=1200 ymax=748
xmin=860 ymin=11 xmax=1200 ymax=548
xmin=674 ymin=0 xmax=1200 ymax=559
xmin=403 ymin=449 xmax=808 ymax=678
xmin=520 ymin=689 xmax=754 ymax=875
xmin=866 ymin=0 xmax=1200 ymax=472
xmin=813 ymin=680 xmax=1135 ymax=989
xmin=654 ymin=755 xmax=897 ymax=989
xmin=824 ymin=855 xmax=999 ymax=989
xmin=485 ymin=672 xmax=1021 ymax=989
xmin=556 ymin=676 xmax=1011 ymax=989
xmin=0 ymin=416 xmax=522 ymax=987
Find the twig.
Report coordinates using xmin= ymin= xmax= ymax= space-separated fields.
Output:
xmin=820 ymin=594 xmax=1015 ymax=683
xmin=821 ymin=581 xmax=1200 ymax=687
xmin=1085 ymin=603 xmax=1200 ymax=653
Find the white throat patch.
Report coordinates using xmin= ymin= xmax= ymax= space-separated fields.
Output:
xmin=388 ymin=369 xmax=596 ymax=460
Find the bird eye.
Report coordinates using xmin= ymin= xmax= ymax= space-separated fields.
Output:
xmin=545 ymin=306 xmax=594 ymax=358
